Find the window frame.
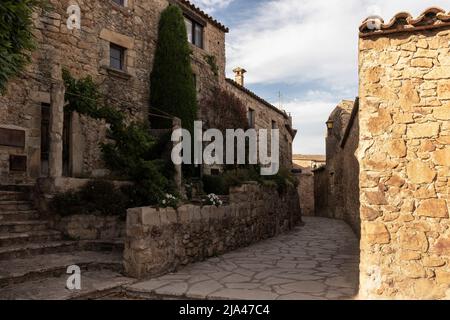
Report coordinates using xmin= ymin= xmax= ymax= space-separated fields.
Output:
xmin=109 ymin=43 xmax=126 ymax=71
xmin=184 ymin=15 xmax=204 ymax=49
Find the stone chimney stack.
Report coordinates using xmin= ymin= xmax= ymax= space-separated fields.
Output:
xmin=233 ymin=67 xmax=247 ymax=86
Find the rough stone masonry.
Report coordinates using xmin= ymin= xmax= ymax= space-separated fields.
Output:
xmin=0 ymin=0 xmax=295 ymax=184
xmin=124 ymin=184 xmax=301 ymax=279
xmin=358 ymin=8 xmax=450 ymax=299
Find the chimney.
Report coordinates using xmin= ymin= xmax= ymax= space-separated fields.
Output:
xmin=233 ymin=67 xmax=247 ymax=86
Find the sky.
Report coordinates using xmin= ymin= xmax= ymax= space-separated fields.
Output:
xmin=189 ymin=0 xmax=450 ymax=155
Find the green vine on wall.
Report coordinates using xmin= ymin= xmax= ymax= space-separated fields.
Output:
xmin=204 ymin=54 xmax=219 ymax=77
xmin=62 ymin=69 xmax=176 ymax=206
xmin=0 ymin=0 xmax=47 ymax=94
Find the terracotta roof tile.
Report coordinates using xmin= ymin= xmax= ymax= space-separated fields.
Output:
xmin=360 ymin=7 xmax=450 ymax=37
xmin=176 ymin=0 xmax=229 ymax=33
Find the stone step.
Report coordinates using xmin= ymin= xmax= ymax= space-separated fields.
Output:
xmin=0 ymin=191 xmax=30 ymax=201
xmin=0 ymin=210 xmax=40 ymax=222
xmin=0 ymin=241 xmax=78 ymax=260
xmin=0 ymin=220 xmax=50 ymax=233
xmin=0 ymin=230 xmax=62 ymax=247
xmin=0 ymin=270 xmax=135 ymax=300
xmin=0 ymin=184 xmax=34 ymax=193
xmin=79 ymin=239 xmax=125 ymax=253
xmin=0 ymin=201 xmax=34 ymax=212
xmin=0 ymin=251 xmax=124 ymax=288
xmin=0 ymin=240 xmax=124 ymax=261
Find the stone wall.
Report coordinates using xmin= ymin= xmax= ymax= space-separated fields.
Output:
xmin=56 ymin=214 xmax=125 ymax=240
xmin=298 ymin=172 xmax=315 ymax=216
xmin=342 ymin=110 xmax=360 ymax=236
xmin=325 ymin=101 xmax=355 ymax=221
xmin=313 ymin=167 xmax=328 ymax=217
xmin=0 ymin=0 xmax=227 ymax=183
xmin=314 ymin=100 xmax=360 ymax=234
xmin=358 ymin=21 xmax=450 ymax=299
xmin=124 ymin=183 xmax=301 ymax=279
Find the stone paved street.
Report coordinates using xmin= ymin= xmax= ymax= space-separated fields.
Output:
xmin=125 ymin=217 xmax=360 ymax=300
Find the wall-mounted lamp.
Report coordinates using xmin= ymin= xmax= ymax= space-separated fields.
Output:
xmin=326 ymin=120 xmax=334 ymax=130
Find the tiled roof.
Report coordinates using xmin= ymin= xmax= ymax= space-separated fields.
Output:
xmin=360 ymin=7 xmax=450 ymax=37
xmin=176 ymin=0 xmax=229 ymax=33
xmin=225 ymin=78 xmax=289 ymax=119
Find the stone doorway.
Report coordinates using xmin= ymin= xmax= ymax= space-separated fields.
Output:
xmin=40 ymin=103 xmax=50 ymax=177
xmin=62 ymin=110 xmax=71 ymax=177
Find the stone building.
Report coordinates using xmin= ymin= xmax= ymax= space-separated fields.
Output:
xmin=292 ymin=155 xmax=326 ymax=173
xmin=314 ymin=100 xmax=360 ymax=234
xmin=293 ymin=155 xmax=325 ymax=217
xmin=358 ymin=8 xmax=450 ymax=299
xmin=225 ymin=75 xmax=295 ymax=169
xmin=0 ymin=0 xmax=295 ymax=185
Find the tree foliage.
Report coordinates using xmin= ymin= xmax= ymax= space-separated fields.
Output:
xmin=150 ymin=5 xmax=198 ymax=133
xmin=0 ymin=0 xmax=44 ymax=94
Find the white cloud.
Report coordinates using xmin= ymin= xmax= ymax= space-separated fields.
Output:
xmin=225 ymin=0 xmax=450 ymax=154
xmin=189 ymin=0 xmax=234 ymax=13
xmin=274 ymin=94 xmax=342 ymax=155
xmin=226 ymin=0 xmax=450 ymax=88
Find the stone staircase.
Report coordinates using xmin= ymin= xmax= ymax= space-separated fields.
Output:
xmin=0 ymin=186 xmax=135 ymax=299
xmin=0 ymin=187 xmax=62 ymax=251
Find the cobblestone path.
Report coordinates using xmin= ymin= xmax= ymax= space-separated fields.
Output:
xmin=125 ymin=217 xmax=360 ymax=300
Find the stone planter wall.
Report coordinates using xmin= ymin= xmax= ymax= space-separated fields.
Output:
xmin=124 ymin=183 xmax=302 ymax=279
xmin=56 ymin=214 xmax=125 ymax=241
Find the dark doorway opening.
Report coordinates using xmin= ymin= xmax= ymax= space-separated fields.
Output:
xmin=62 ymin=110 xmax=72 ymax=177
xmin=40 ymin=103 xmax=50 ymax=177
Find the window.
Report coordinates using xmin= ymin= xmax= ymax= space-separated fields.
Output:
xmin=248 ymin=108 xmax=255 ymax=128
xmin=112 ymin=0 xmax=125 ymax=6
xmin=192 ymin=73 xmax=197 ymax=89
xmin=110 ymin=43 xmax=125 ymax=70
xmin=184 ymin=16 xmax=204 ymax=49
xmin=272 ymin=120 xmax=277 ymax=129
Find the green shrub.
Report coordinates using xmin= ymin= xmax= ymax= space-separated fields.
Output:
xmin=223 ymin=166 xmax=262 ymax=187
xmin=202 ymin=166 xmax=298 ymax=196
xmin=78 ymin=180 xmax=127 ymax=216
xmin=51 ymin=180 xmax=128 ymax=218
xmin=150 ymin=5 xmax=198 ymax=134
xmin=203 ymin=175 xmax=228 ymax=195
xmin=62 ymin=70 xmax=176 ymax=207
xmin=264 ymin=167 xmax=299 ymax=194
xmin=0 ymin=0 xmax=46 ymax=94
xmin=51 ymin=191 xmax=84 ymax=217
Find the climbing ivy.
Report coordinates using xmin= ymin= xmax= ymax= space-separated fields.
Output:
xmin=62 ymin=70 xmax=176 ymax=206
xmin=0 ymin=0 xmax=46 ymax=94
xmin=62 ymin=69 xmax=124 ymax=129
xmin=204 ymin=55 xmax=219 ymax=77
